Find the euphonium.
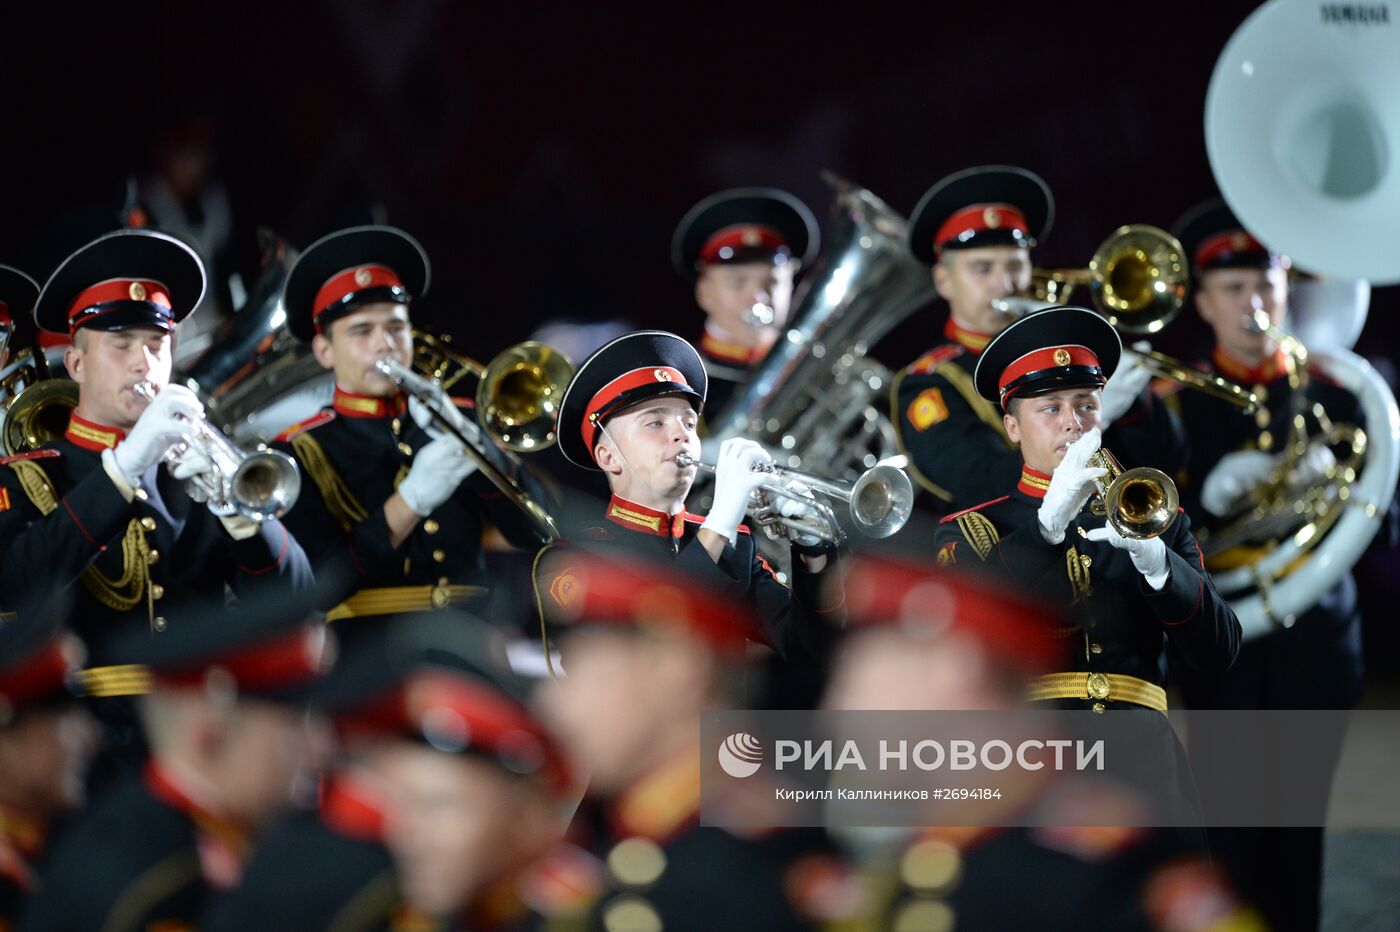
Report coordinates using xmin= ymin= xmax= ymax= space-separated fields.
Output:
xmin=133 ymin=381 xmax=302 ymax=522
xmin=674 ymin=452 xmax=913 ymax=545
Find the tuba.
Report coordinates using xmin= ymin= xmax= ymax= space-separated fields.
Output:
xmin=703 ymin=173 xmax=937 ymax=481
xmin=1201 ymin=0 xmax=1400 ymax=637
xmin=1205 ymin=0 xmax=1400 ymax=285
xmin=2 ymin=375 xmax=78 ymax=456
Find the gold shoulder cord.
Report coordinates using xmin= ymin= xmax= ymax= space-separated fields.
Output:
xmin=291 ymin=432 xmax=369 ymax=530
xmin=933 ymin=360 xmax=1015 ymax=449
xmin=1066 ymin=545 xmax=1093 ymax=605
xmin=10 ymin=460 xmax=154 ymax=623
xmin=955 ymin=511 xmax=1000 ymax=561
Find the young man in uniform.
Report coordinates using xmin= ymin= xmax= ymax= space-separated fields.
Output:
xmin=671 ymin=188 xmax=818 ymax=418
xmin=0 ymin=230 xmax=310 ymax=765
xmin=543 ymin=330 xmax=842 ymax=682
xmin=273 ymin=225 xmax=551 ymax=642
xmin=20 ymin=601 xmax=332 ymax=932
xmin=1164 ymin=200 xmax=1385 ymax=932
xmin=892 ymin=166 xmax=1181 ymax=515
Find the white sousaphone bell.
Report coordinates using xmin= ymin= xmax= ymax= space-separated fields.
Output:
xmin=1205 ymin=0 xmax=1400 ymax=285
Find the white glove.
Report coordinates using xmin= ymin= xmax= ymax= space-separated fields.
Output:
xmin=111 ymin=385 xmax=204 ymax=487
xmin=1038 ymin=428 xmax=1107 ymax=545
xmin=1200 ymin=450 xmax=1276 ymax=517
xmin=1099 ymin=343 xmax=1153 ymax=426
xmin=700 ymin=438 xmax=773 ymax=546
xmin=1085 ymin=525 xmax=1169 ymax=590
xmin=1295 ymin=444 xmax=1337 ymax=484
xmin=775 ymin=480 xmax=824 ymax=548
xmin=396 ymin=435 xmax=478 ymax=517
xmin=408 ymin=393 xmax=483 ymax=445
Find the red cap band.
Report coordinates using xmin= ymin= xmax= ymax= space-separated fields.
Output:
xmin=998 ymin=344 xmax=1101 ymax=399
xmin=0 ymin=640 xmax=75 ymax=708
xmin=66 ymin=279 xmax=172 ymax=335
xmin=934 ymin=203 xmax=1030 ymax=252
xmin=582 ymin=366 xmax=689 ymax=455
xmin=155 ymin=627 xmax=326 ymax=693
xmin=1194 ymin=230 xmax=1272 ymax=269
xmin=698 ymin=224 xmax=787 ymax=264
xmin=338 ymin=670 xmax=571 ymax=794
xmin=312 ymin=264 xmax=405 ymax=330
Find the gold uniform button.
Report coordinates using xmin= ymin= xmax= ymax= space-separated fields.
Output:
xmin=150 ymin=584 xmax=165 ymax=600
xmin=1087 ymin=672 xmax=1111 ymax=700
xmin=1258 ymin=432 xmax=1274 ymax=451
xmin=601 ymin=897 xmax=662 ymax=932
xmin=152 ymin=617 xmax=167 ymax=632
xmin=1255 ymin=407 xmax=1272 ymax=429
xmin=607 ymin=837 xmax=667 ymax=888
xmin=133 ymin=488 xmax=148 ymax=501
xmin=893 ymin=900 xmax=955 ymax=932
xmin=391 ymin=417 xmax=402 ymax=434
xmin=432 ymin=549 xmax=446 ymax=563
xmin=423 ymin=519 xmax=440 ymax=534
xmin=1090 ymin=642 xmax=1103 ymax=654
xmin=147 ymin=550 xmax=161 ymax=566
xmin=900 ymin=838 xmax=962 ymax=894
xmin=430 ymin=586 xmax=451 ymax=610
xmin=140 ymin=517 xmax=157 ymax=532
xmin=1253 ymin=384 xmax=1268 ymax=404
xmin=1091 ymin=702 xmax=1106 ymax=713
xmin=398 ymin=442 xmax=413 ymax=457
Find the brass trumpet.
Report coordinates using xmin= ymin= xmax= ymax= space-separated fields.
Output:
xmin=1088 ymin=447 xmax=1179 ymax=540
xmin=132 ymin=381 xmax=302 ymax=522
xmin=674 ymin=452 xmax=913 ymax=544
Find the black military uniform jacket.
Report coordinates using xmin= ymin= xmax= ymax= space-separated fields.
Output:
xmin=538 ymin=495 xmax=842 ymax=664
xmin=696 ymin=331 xmax=764 ymax=427
xmin=932 ymin=465 xmax=1240 ymax=695
xmin=893 ymin=320 xmax=1187 ymax=515
xmin=0 ymin=417 xmax=309 ymax=663
xmin=20 ymin=763 xmax=239 ymax=932
xmin=204 ymin=773 xmax=413 ymax=932
xmin=547 ymin=755 xmax=832 ymax=932
xmin=272 ymin=389 xmax=550 ymax=623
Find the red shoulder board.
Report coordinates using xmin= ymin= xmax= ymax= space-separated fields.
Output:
xmin=938 ymin=495 xmax=1011 ymax=524
xmin=0 ymin=449 xmax=61 ymax=466
xmin=907 ymin=344 xmax=964 ymax=375
xmin=274 ymin=410 xmax=336 ymax=442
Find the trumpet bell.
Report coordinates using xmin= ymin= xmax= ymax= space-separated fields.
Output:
xmin=231 ymin=450 xmax=303 ymax=522
xmin=1206 ymin=0 xmax=1400 ymax=283
xmin=1088 ymin=225 xmax=1187 ymax=334
xmin=848 ymin=463 xmax=915 ymax=538
xmin=476 ymin=341 xmax=575 ymax=451
xmin=1104 ymin=466 xmax=1179 ymax=540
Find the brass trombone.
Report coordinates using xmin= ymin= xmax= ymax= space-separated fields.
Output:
xmin=992 ymin=224 xmax=1258 ymax=413
xmin=2 ymin=374 xmax=78 ymax=455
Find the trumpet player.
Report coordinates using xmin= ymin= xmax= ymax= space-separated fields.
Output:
xmin=931 ymin=307 xmax=1239 ymax=722
xmin=671 ymin=188 xmax=818 ymax=418
xmin=893 ymin=166 xmax=1184 ymax=515
xmin=271 ymin=225 xmax=551 ymax=639
xmin=0 ymin=230 xmax=310 ymax=701
xmin=1164 ymin=200 xmax=1387 ymax=932
xmin=542 ymin=330 xmax=843 ymax=687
